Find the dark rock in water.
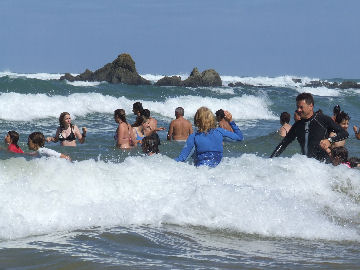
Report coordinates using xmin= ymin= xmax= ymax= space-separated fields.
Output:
xmin=155 ymin=76 xmax=182 ymax=86
xmin=182 ymin=67 xmax=222 ymax=87
xmin=339 ymin=81 xmax=360 ymax=89
xmin=292 ymin=78 xmax=302 ymax=83
xmin=228 ymin=81 xmax=252 ymax=87
xmin=60 ymin=53 xmax=151 ymax=85
xmin=305 ymin=80 xmax=323 ymax=88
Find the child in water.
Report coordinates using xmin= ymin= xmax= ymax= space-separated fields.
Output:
xmin=28 ymin=132 xmax=70 ymax=160
xmin=331 ymin=146 xmax=350 ymax=168
xmin=4 ymin=131 xmax=24 ymax=153
xmin=141 ymin=132 xmax=160 ymax=155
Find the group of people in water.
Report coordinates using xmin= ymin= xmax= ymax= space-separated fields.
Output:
xmin=2 ymin=92 xmax=360 ymax=168
xmin=276 ymin=93 xmax=360 ymax=168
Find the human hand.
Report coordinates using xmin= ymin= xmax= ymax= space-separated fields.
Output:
xmin=319 ymin=139 xmax=331 ymax=150
xmin=353 ymin=125 xmax=358 ymax=134
xmin=46 ymin=137 xmax=53 ymax=142
xmin=224 ymin=110 xmax=233 ymax=122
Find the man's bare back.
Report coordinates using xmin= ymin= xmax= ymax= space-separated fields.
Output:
xmin=167 ymin=117 xmax=193 ymax=141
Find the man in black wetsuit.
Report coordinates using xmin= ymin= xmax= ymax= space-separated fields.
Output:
xmin=270 ymin=93 xmax=349 ymax=162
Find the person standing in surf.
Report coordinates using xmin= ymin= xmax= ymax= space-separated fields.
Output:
xmin=175 ymin=107 xmax=243 ymax=167
xmin=167 ymin=107 xmax=193 ymax=141
xmin=270 ymin=93 xmax=349 ymax=162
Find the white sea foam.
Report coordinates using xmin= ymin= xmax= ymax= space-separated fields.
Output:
xmin=0 ymin=154 xmax=359 ymax=241
xmin=66 ymin=81 xmax=103 ymax=87
xmin=295 ymin=86 xmax=340 ymax=97
xmin=0 ymin=71 xmax=65 ymax=80
xmin=0 ymin=92 xmax=276 ymax=121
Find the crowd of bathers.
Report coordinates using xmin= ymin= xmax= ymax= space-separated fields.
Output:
xmin=2 ymin=93 xmax=360 ymax=168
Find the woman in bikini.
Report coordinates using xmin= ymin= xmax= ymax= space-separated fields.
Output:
xmin=114 ymin=109 xmax=137 ymax=149
xmin=278 ymin=112 xmax=292 ymax=137
xmin=46 ymin=112 xmax=87 ymax=146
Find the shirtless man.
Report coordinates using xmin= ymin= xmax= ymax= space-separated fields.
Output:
xmin=216 ymin=109 xmax=233 ymax=132
xmin=167 ymin=107 xmax=193 ymax=141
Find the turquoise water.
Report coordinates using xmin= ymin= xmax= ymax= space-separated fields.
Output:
xmin=0 ymin=72 xmax=360 ymax=269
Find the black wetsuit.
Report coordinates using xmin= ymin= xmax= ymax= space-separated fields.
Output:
xmin=270 ymin=112 xmax=349 ymax=162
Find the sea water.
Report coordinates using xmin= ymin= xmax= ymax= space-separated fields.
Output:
xmin=0 ymin=72 xmax=360 ymax=269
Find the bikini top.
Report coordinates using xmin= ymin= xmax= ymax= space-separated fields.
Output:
xmin=58 ymin=126 xmax=76 ymax=142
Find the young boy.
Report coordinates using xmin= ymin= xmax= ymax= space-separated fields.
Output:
xmin=28 ymin=132 xmax=70 ymax=160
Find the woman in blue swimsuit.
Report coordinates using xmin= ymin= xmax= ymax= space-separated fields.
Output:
xmin=175 ymin=107 xmax=243 ymax=167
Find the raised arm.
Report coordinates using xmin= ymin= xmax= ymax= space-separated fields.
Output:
xmin=270 ymin=124 xmax=297 ymax=158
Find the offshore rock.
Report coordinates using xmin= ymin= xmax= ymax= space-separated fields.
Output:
xmin=155 ymin=76 xmax=182 ymax=86
xmin=182 ymin=68 xmax=222 ymax=87
xmin=60 ymin=53 xmax=151 ymax=85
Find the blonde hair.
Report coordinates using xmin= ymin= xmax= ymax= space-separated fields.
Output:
xmin=194 ymin=107 xmax=216 ymax=133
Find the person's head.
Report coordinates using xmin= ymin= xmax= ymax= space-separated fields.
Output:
xmin=132 ymin=115 xmax=145 ymax=127
xmin=296 ymin=93 xmax=314 ymax=119
xmin=141 ymin=109 xmax=150 ymax=118
xmin=333 ymin=105 xmax=341 ymax=117
xmin=59 ymin=112 xmax=72 ymax=129
xmin=28 ymin=132 xmax=45 ymax=151
xmin=175 ymin=107 xmax=184 ymax=118
xmin=280 ymin=112 xmax=290 ymax=125
xmin=294 ymin=110 xmax=301 ymax=122
xmin=215 ymin=109 xmax=225 ymax=122
xmin=331 ymin=146 xmax=348 ymax=166
xmin=114 ymin=109 xmax=127 ymax=124
xmin=335 ymin=111 xmax=350 ymax=131
xmin=5 ymin=131 xmax=20 ymax=148
xmin=194 ymin=107 xmax=216 ymax=133
xmin=132 ymin=102 xmax=143 ymax=116
xmin=141 ymin=116 xmax=150 ymax=130
xmin=141 ymin=132 xmax=160 ymax=155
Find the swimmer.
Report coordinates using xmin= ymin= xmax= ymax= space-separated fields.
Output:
xmin=131 ymin=115 xmax=146 ymax=145
xmin=4 ymin=131 xmax=24 ymax=153
xmin=141 ymin=109 xmax=165 ymax=136
xmin=141 ymin=132 xmax=160 ymax=155
xmin=278 ymin=112 xmax=292 ymax=137
xmin=167 ymin=107 xmax=193 ymax=141
xmin=132 ymin=102 xmax=144 ymax=117
xmin=215 ymin=109 xmax=233 ymax=132
xmin=114 ymin=109 xmax=137 ymax=149
xmin=46 ymin=112 xmax=87 ymax=147
xmin=28 ymin=132 xmax=70 ymax=160
xmin=331 ymin=146 xmax=350 ymax=168
xmin=327 ymin=111 xmax=350 ymax=153
xmin=176 ymin=107 xmax=243 ymax=167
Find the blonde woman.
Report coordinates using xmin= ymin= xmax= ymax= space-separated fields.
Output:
xmin=175 ymin=107 xmax=243 ymax=167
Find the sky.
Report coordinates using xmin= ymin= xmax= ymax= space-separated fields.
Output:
xmin=1 ymin=0 xmax=359 ymax=78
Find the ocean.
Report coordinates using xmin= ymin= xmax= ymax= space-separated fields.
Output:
xmin=0 ymin=71 xmax=360 ymax=269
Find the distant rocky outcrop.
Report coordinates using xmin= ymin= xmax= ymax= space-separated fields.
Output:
xmin=60 ymin=54 xmax=151 ymax=85
xmin=304 ymin=80 xmax=360 ymax=89
xmin=154 ymin=68 xmax=222 ymax=87
xmin=228 ymin=82 xmax=253 ymax=87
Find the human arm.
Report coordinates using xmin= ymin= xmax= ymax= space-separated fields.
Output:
xmin=175 ymin=133 xmax=196 ymax=162
xmin=216 ymin=111 xmax=243 ymax=140
xmin=60 ymin=153 xmax=71 ymax=160
xmin=354 ymin=125 xmax=360 ymax=140
xmin=320 ymin=117 xmax=349 ymax=150
xmin=46 ymin=128 xmax=60 ymax=143
xmin=74 ymin=126 xmax=87 ymax=144
xmin=167 ymin=121 xmax=174 ymax=140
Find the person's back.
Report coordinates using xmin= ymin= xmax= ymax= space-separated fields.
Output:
xmin=167 ymin=107 xmax=193 ymax=141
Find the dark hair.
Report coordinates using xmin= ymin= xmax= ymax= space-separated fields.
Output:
xmin=333 ymin=105 xmax=341 ymax=116
xmin=335 ymin=111 xmax=350 ymax=124
xmin=175 ymin=107 xmax=184 ymax=116
xmin=59 ymin=112 xmax=73 ymax=130
xmin=280 ymin=112 xmax=290 ymax=124
xmin=331 ymin=146 xmax=348 ymax=164
xmin=215 ymin=109 xmax=225 ymax=120
xmin=114 ymin=109 xmax=127 ymax=124
xmin=296 ymin=93 xmax=314 ymax=106
xmin=132 ymin=115 xmax=145 ymax=127
xmin=348 ymin=157 xmax=360 ymax=168
xmin=142 ymin=132 xmax=160 ymax=154
xmin=8 ymin=130 xmax=20 ymax=148
xmin=133 ymin=102 xmax=143 ymax=113
xmin=141 ymin=109 xmax=151 ymax=118
xmin=29 ymin=132 xmax=45 ymax=147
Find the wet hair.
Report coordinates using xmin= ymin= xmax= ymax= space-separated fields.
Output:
xmin=194 ymin=107 xmax=216 ymax=133
xmin=333 ymin=105 xmax=341 ymax=116
xmin=132 ymin=115 xmax=145 ymax=127
xmin=28 ymin=132 xmax=45 ymax=147
xmin=215 ymin=109 xmax=225 ymax=121
xmin=133 ymin=102 xmax=143 ymax=114
xmin=141 ymin=109 xmax=150 ymax=118
xmin=280 ymin=112 xmax=290 ymax=124
xmin=8 ymin=130 xmax=20 ymax=148
xmin=59 ymin=112 xmax=73 ymax=130
xmin=114 ymin=109 xmax=127 ymax=124
xmin=331 ymin=146 xmax=348 ymax=165
xmin=335 ymin=111 xmax=350 ymax=124
xmin=296 ymin=93 xmax=314 ymax=106
xmin=142 ymin=132 xmax=160 ymax=154
xmin=175 ymin=107 xmax=184 ymax=116
xmin=348 ymin=157 xmax=360 ymax=168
